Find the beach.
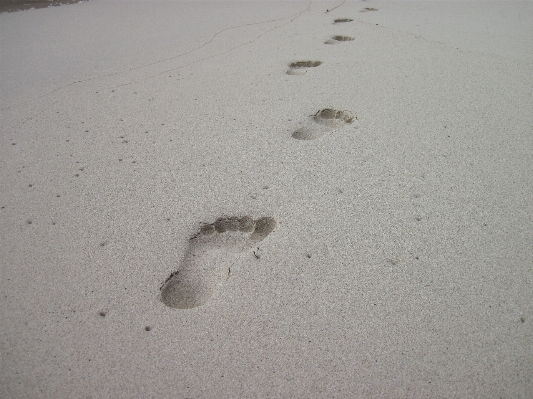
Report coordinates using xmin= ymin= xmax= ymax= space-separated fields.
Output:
xmin=1 ymin=1 xmax=532 ymax=397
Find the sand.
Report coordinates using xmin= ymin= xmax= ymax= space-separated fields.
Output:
xmin=1 ymin=1 xmax=532 ymax=397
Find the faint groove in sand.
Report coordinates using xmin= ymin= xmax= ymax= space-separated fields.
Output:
xmin=1 ymin=0 xmax=312 ymax=115
xmin=325 ymin=0 xmax=346 ymax=14
xmin=147 ymin=1 xmax=313 ymax=80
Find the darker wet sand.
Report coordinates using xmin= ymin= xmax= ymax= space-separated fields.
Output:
xmin=0 ymin=0 xmax=87 ymax=14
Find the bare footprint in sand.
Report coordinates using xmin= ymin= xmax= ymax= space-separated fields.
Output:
xmin=161 ymin=216 xmax=276 ymax=309
xmin=334 ymin=18 xmax=354 ymax=23
xmin=325 ymin=35 xmax=355 ymax=45
xmin=286 ymin=60 xmax=323 ymax=75
xmin=293 ymin=108 xmax=358 ymax=140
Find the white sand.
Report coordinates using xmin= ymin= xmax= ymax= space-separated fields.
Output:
xmin=1 ymin=1 xmax=532 ymax=397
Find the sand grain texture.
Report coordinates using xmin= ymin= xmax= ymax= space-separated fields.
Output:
xmin=1 ymin=1 xmax=532 ymax=398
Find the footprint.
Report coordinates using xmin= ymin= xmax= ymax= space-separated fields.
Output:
xmin=287 ymin=60 xmax=323 ymax=75
xmin=160 ymin=216 xmax=276 ymax=309
xmin=360 ymin=8 xmax=378 ymax=12
xmin=334 ymin=18 xmax=354 ymax=23
xmin=293 ymin=109 xmax=358 ymax=140
xmin=325 ymin=35 xmax=355 ymax=45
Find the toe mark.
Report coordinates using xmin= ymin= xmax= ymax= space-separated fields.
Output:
xmin=313 ymin=108 xmax=355 ymax=126
xmin=334 ymin=18 xmax=354 ymax=23
xmin=332 ymin=35 xmax=355 ymax=42
xmin=289 ymin=61 xmax=322 ymax=69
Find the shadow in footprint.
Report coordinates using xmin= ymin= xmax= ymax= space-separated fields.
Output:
xmin=325 ymin=35 xmax=355 ymax=44
xmin=293 ymin=109 xmax=357 ymax=140
xmin=287 ymin=60 xmax=323 ymax=75
xmin=161 ymin=216 xmax=276 ymax=309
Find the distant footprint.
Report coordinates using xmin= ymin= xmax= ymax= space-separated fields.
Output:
xmin=160 ymin=216 xmax=276 ymax=309
xmin=286 ymin=60 xmax=323 ymax=75
xmin=293 ymin=108 xmax=357 ymax=140
xmin=360 ymin=8 xmax=378 ymax=12
xmin=325 ymin=35 xmax=355 ymax=45
xmin=334 ymin=18 xmax=354 ymax=23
